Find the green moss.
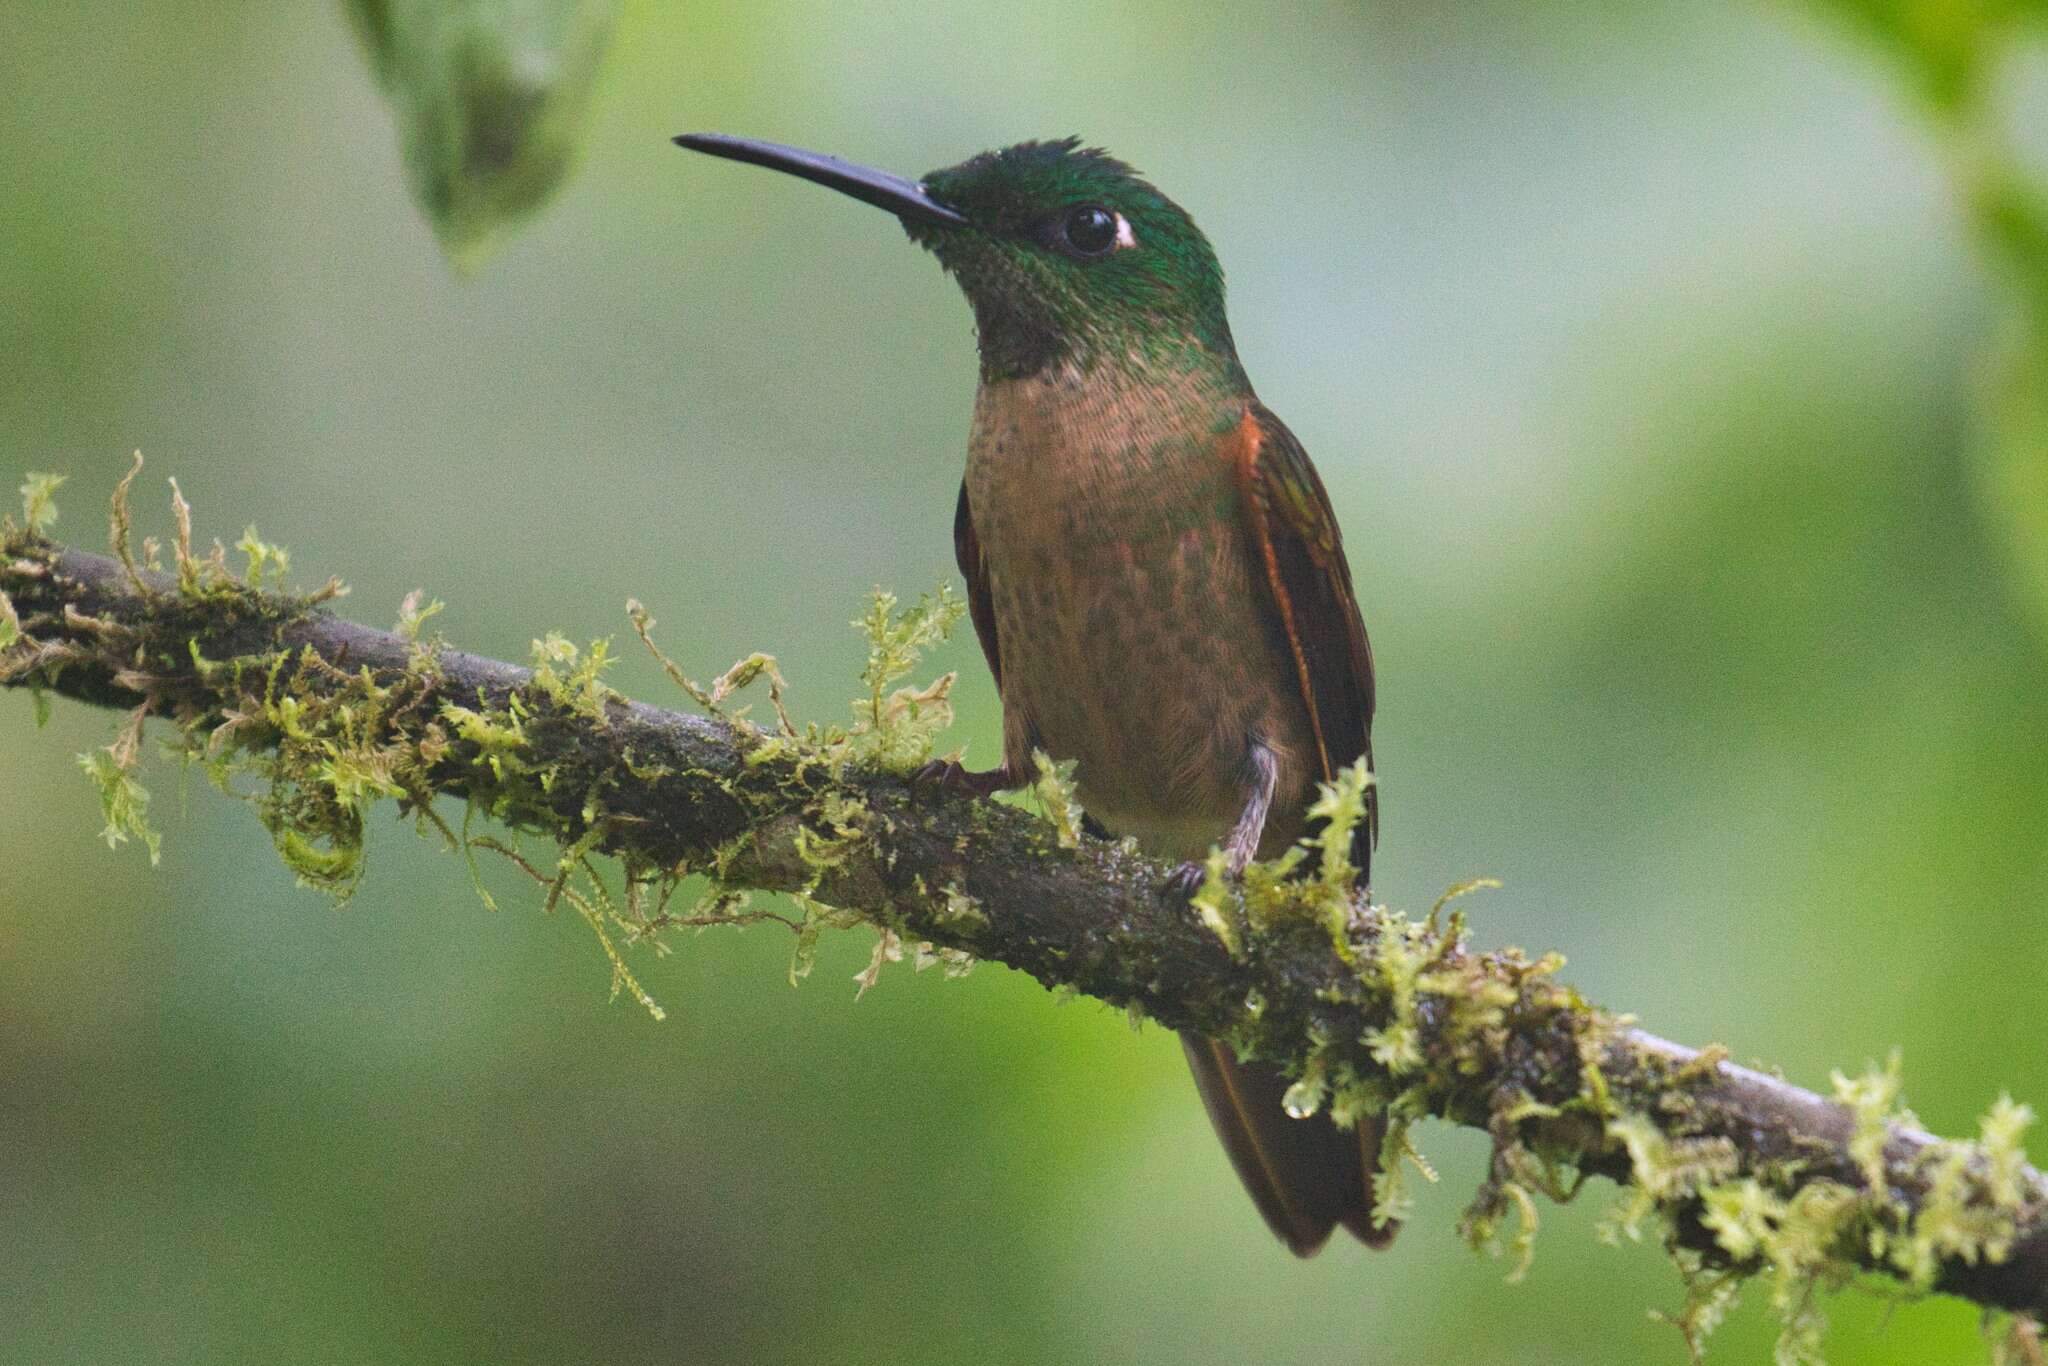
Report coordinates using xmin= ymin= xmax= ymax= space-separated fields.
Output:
xmin=527 ymin=631 xmax=616 ymax=717
xmin=1651 ymin=1252 xmax=1744 ymax=1365
xmin=1832 ymin=1050 xmax=1904 ymax=1191
xmin=1374 ymin=1116 xmax=1426 ymax=1231
xmin=843 ymin=585 xmax=965 ymax=770
xmin=235 ymin=525 xmax=291 ymax=588
xmin=1304 ymin=758 xmax=1372 ymax=901
xmin=913 ymin=940 xmax=977 ymax=979
xmin=623 ymin=584 xmax=975 ymax=997
xmin=1030 ymin=749 xmax=1084 ymax=849
xmin=791 ymin=791 xmax=872 ymax=874
xmin=1361 ymin=911 xmax=1427 ymax=1076
xmin=394 ymin=588 xmax=445 ymax=642
xmin=1893 ymin=1094 xmax=2036 ymax=1284
xmin=18 ymin=472 xmax=64 ymax=535
xmin=787 ymin=894 xmax=836 ymax=984
xmin=1496 ymin=1181 xmax=1541 ymax=1284
xmin=1630 ymin=1059 xmax=2038 ymax=1363
xmin=79 ymin=746 xmax=161 ymax=865
xmin=937 ymin=881 xmax=986 ymax=928
xmin=1982 ymin=1094 xmax=2036 ymax=1209
xmin=1189 ymin=847 xmax=1242 ymax=959
xmin=627 ymin=597 xmax=729 ymax=717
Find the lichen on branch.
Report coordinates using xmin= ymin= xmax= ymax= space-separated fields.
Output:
xmin=3 ymin=467 xmax=2045 ymax=1359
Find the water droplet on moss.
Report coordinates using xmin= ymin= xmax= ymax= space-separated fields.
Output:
xmin=1282 ymin=1078 xmax=1322 ymax=1119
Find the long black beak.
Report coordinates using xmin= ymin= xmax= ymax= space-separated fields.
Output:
xmin=673 ymin=133 xmax=967 ymax=228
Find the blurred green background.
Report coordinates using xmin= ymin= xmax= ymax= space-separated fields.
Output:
xmin=4 ymin=2 xmax=2046 ymax=1362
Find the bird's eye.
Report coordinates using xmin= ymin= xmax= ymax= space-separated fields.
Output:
xmin=1061 ymin=204 xmax=1120 ymax=256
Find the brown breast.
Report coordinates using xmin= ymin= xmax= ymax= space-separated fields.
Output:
xmin=964 ymin=361 xmax=1320 ymax=861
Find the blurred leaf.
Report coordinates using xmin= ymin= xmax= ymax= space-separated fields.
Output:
xmin=1975 ymin=324 xmax=2048 ymax=648
xmin=344 ymin=0 xmax=621 ymax=273
xmin=1805 ymin=0 xmax=2048 ymax=650
xmin=1972 ymin=163 xmax=2048 ymax=319
xmin=1803 ymin=0 xmax=2032 ymax=109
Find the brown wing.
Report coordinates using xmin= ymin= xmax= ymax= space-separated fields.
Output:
xmin=1228 ymin=404 xmax=1378 ymax=878
xmin=1190 ymin=406 xmax=1390 ymax=1258
xmin=954 ymin=481 xmax=1002 ymax=688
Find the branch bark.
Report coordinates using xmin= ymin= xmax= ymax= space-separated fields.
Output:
xmin=4 ymin=535 xmax=2044 ymax=1325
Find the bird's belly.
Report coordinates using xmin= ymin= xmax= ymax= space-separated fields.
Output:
xmin=988 ymin=521 xmax=1316 ymax=864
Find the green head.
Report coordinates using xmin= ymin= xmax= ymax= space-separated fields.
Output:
xmin=675 ymin=133 xmax=1240 ymax=383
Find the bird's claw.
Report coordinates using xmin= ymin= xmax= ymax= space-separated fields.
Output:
xmin=911 ymin=758 xmax=1012 ymax=799
xmin=1163 ymin=860 xmax=1211 ymax=901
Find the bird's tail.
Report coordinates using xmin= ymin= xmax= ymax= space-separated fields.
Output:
xmin=1180 ymin=1033 xmax=1396 ymax=1256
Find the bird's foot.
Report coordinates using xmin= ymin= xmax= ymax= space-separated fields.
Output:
xmin=911 ymin=758 xmax=1015 ymax=800
xmin=1163 ymin=860 xmax=1212 ymax=901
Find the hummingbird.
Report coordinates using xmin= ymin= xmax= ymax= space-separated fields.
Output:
xmin=674 ymin=132 xmax=1386 ymax=1257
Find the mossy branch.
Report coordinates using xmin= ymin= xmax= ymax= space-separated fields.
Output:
xmin=4 ymin=501 xmax=2045 ymax=1352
